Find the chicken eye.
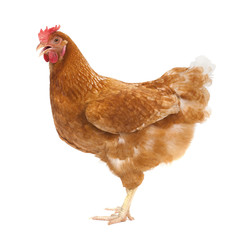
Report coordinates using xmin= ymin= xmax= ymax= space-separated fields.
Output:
xmin=54 ymin=38 xmax=59 ymax=44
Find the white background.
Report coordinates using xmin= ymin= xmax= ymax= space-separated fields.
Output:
xmin=1 ymin=0 xmax=246 ymax=239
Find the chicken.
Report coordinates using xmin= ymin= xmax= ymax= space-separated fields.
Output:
xmin=37 ymin=25 xmax=215 ymax=225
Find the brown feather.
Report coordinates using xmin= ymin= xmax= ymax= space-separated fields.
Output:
xmin=85 ymin=86 xmax=179 ymax=134
xmin=47 ymin=31 xmax=212 ymax=190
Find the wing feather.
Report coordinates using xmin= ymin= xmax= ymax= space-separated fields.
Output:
xmin=85 ymin=86 xmax=180 ymax=134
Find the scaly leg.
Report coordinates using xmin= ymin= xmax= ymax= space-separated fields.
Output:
xmin=91 ymin=188 xmax=137 ymax=225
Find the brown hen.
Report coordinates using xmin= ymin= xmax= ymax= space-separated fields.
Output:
xmin=37 ymin=25 xmax=215 ymax=225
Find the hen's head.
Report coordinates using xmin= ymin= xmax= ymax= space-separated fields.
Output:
xmin=37 ymin=25 xmax=68 ymax=64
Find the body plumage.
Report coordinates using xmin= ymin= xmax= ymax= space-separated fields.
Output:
xmin=37 ymin=25 xmax=214 ymax=224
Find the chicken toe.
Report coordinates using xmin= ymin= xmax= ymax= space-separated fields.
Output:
xmin=91 ymin=188 xmax=137 ymax=225
xmin=105 ymin=207 xmax=135 ymax=221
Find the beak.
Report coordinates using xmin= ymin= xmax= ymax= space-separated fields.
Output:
xmin=36 ymin=43 xmax=52 ymax=57
xmin=36 ymin=43 xmax=45 ymax=51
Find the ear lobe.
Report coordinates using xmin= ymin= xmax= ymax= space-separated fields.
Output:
xmin=61 ymin=45 xmax=66 ymax=57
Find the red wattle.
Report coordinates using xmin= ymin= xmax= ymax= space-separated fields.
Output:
xmin=48 ymin=51 xmax=58 ymax=63
xmin=44 ymin=54 xmax=49 ymax=62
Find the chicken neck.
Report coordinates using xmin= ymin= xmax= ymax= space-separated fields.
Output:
xmin=49 ymin=35 xmax=103 ymax=99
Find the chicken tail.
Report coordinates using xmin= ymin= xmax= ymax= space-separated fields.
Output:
xmin=162 ymin=56 xmax=215 ymax=123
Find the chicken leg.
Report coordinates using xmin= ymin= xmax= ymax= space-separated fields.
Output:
xmin=91 ymin=188 xmax=137 ymax=225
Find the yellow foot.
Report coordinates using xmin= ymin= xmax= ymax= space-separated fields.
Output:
xmin=105 ymin=207 xmax=135 ymax=221
xmin=91 ymin=207 xmax=134 ymax=225
xmin=91 ymin=188 xmax=137 ymax=225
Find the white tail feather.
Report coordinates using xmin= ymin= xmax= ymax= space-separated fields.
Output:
xmin=190 ymin=56 xmax=216 ymax=76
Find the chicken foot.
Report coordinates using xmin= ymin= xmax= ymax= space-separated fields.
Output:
xmin=91 ymin=188 xmax=137 ymax=225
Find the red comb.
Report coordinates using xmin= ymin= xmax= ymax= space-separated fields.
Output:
xmin=38 ymin=25 xmax=60 ymax=43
